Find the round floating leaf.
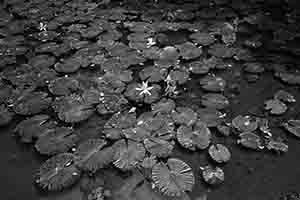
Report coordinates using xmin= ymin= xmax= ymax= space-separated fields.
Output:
xmin=176 ymin=42 xmax=203 ymax=60
xmin=171 ymin=107 xmax=198 ymax=126
xmin=274 ymin=90 xmax=296 ymax=103
xmin=283 ymin=119 xmax=300 ymax=138
xmin=177 ymin=122 xmax=212 ymax=151
xmin=139 ymin=66 xmax=167 ymax=83
xmin=232 ymin=115 xmax=258 ymax=132
xmin=199 ymin=75 xmax=226 ymax=92
xmin=237 ymin=132 xmax=264 ymax=150
xmin=264 ymin=99 xmax=287 ymax=115
xmin=96 ymin=93 xmax=128 ymax=115
xmin=216 ymin=124 xmax=231 ymax=136
xmin=15 ymin=115 xmax=57 ymax=143
xmin=35 ymin=153 xmax=81 ymax=191
xmin=201 ymin=93 xmax=229 ymax=110
xmin=200 ymin=165 xmax=224 ymax=185
xmin=35 ymin=127 xmax=78 ymax=155
xmin=75 ymin=139 xmax=114 ymax=173
xmin=208 ymin=43 xmax=236 ymax=58
xmin=243 ymin=62 xmax=265 ymax=74
xmin=189 ymin=32 xmax=216 ymax=46
xmin=151 ymin=98 xmax=176 ymax=114
xmin=275 ymin=72 xmax=300 ymax=85
xmin=113 ymin=140 xmax=145 ymax=171
xmin=155 ymin=46 xmax=180 ymax=68
xmin=208 ymin=144 xmax=231 ymax=163
xmin=124 ymin=82 xmax=161 ymax=104
xmin=144 ymin=137 xmax=174 ymax=158
xmin=152 ymin=158 xmax=195 ymax=196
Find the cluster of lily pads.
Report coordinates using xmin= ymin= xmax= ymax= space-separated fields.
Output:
xmin=1 ymin=0 xmax=300 ymax=199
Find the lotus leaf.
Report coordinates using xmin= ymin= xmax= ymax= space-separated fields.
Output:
xmin=232 ymin=115 xmax=258 ymax=132
xmin=197 ymin=108 xmax=225 ymax=127
xmin=283 ymin=119 xmax=300 ymax=138
xmin=176 ymin=121 xmax=211 ymax=151
xmin=52 ymin=94 xmax=94 ymax=123
xmin=199 ymin=75 xmax=226 ymax=92
xmin=189 ymin=32 xmax=216 ymax=46
xmin=208 ymin=43 xmax=236 ymax=58
xmin=244 ymin=62 xmax=265 ymax=73
xmin=176 ymin=42 xmax=202 ymax=60
xmin=151 ymin=98 xmax=176 ymax=114
xmin=48 ymin=77 xmax=80 ymax=96
xmin=113 ymin=139 xmax=146 ymax=171
xmin=35 ymin=127 xmax=78 ymax=155
xmin=208 ymin=144 xmax=231 ymax=163
xmin=124 ymin=81 xmax=161 ymax=104
xmin=274 ymin=90 xmax=296 ymax=103
xmin=35 ymin=153 xmax=81 ymax=191
xmin=144 ymin=137 xmax=174 ymax=158
xmin=237 ymin=132 xmax=264 ymax=150
xmin=139 ymin=66 xmax=168 ymax=83
xmin=75 ymin=139 xmax=114 ymax=173
xmin=200 ymin=165 xmax=224 ymax=185
xmin=265 ymin=99 xmax=287 ymax=115
xmin=11 ymin=90 xmax=52 ymax=115
xmin=201 ymin=93 xmax=229 ymax=109
xmin=152 ymin=158 xmax=195 ymax=196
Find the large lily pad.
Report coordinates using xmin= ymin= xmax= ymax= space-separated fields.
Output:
xmin=35 ymin=153 xmax=81 ymax=191
xmin=152 ymin=158 xmax=195 ymax=196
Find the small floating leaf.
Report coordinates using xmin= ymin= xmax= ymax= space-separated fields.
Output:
xmin=152 ymin=158 xmax=195 ymax=196
xmin=35 ymin=153 xmax=81 ymax=191
xmin=200 ymin=165 xmax=224 ymax=185
xmin=237 ymin=132 xmax=264 ymax=150
xmin=265 ymin=138 xmax=288 ymax=153
xmin=208 ymin=144 xmax=231 ymax=163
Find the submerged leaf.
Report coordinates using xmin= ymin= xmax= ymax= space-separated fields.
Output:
xmin=208 ymin=144 xmax=231 ymax=163
xmin=35 ymin=153 xmax=81 ymax=191
xmin=152 ymin=158 xmax=195 ymax=196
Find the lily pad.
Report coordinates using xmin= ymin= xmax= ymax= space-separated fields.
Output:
xmin=274 ymin=90 xmax=296 ymax=103
xmin=35 ymin=127 xmax=78 ymax=155
xmin=283 ymin=119 xmax=300 ymax=138
xmin=232 ymin=115 xmax=258 ymax=132
xmin=139 ymin=66 xmax=168 ymax=83
xmin=197 ymin=108 xmax=226 ymax=127
xmin=189 ymin=32 xmax=216 ymax=46
xmin=154 ymin=46 xmax=180 ymax=68
xmin=264 ymin=99 xmax=287 ymax=115
xmin=208 ymin=43 xmax=236 ymax=58
xmin=265 ymin=138 xmax=288 ymax=153
xmin=151 ymin=98 xmax=176 ymax=114
xmin=208 ymin=144 xmax=231 ymax=163
xmin=0 ymin=104 xmax=14 ymax=126
xmin=176 ymin=42 xmax=203 ymax=60
xmin=171 ymin=107 xmax=198 ymax=126
xmin=275 ymin=72 xmax=300 ymax=85
xmin=113 ymin=140 xmax=146 ymax=171
xmin=199 ymin=75 xmax=226 ymax=92
xmin=201 ymin=93 xmax=230 ymax=110
xmin=176 ymin=121 xmax=212 ymax=151
xmin=75 ymin=139 xmax=114 ymax=173
xmin=243 ymin=62 xmax=265 ymax=74
xmin=200 ymin=165 xmax=224 ymax=185
xmin=48 ymin=77 xmax=80 ymax=96
xmin=237 ymin=132 xmax=264 ymax=150
xmin=144 ymin=137 xmax=174 ymax=158
xmin=152 ymin=158 xmax=195 ymax=196
xmin=35 ymin=153 xmax=81 ymax=191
